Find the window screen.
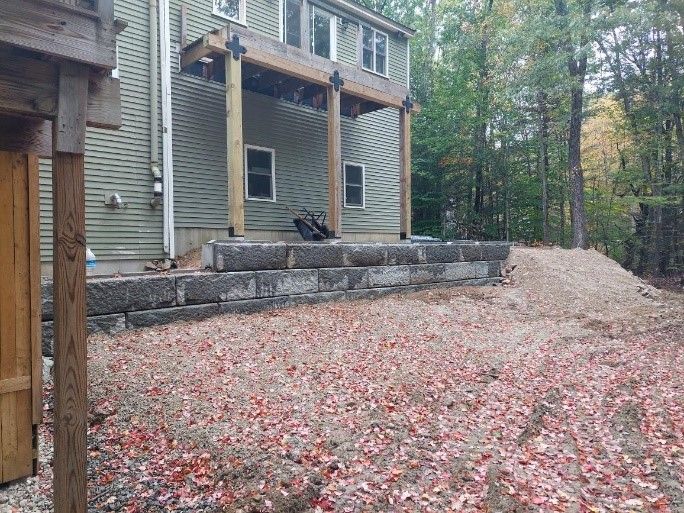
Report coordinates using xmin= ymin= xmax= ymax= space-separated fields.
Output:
xmin=246 ymin=147 xmax=275 ymax=200
xmin=214 ymin=0 xmax=242 ymax=21
xmin=283 ymin=0 xmax=301 ymax=47
xmin=310 ymin=6 xmax=333 ymax=59
xmin=344 ymin=163 xmax=364 ymax=207
xmin=361 ymin=27 xmax=388 ymax=76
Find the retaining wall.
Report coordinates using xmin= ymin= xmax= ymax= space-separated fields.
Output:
xmin=41 ymin=242 xmax=511 ymax=356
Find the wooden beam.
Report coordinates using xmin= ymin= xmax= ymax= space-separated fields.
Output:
xmin=0 ymin=116 xmax=52 ymax=158
xmin=0 ymin=51 xmax=122 ymax=129
xmin=327 ymin=85 xmax=342 ymax=237
xmin=28 ymin=155 xmax=42 ymax=427
xmin=52 ymin=62 xmax=89 ymax=513
xmin=0 ymin=376 xmax=31 ymax=395
xmin=0 ymin=0 xmax=116 ymax=69
xmin=184 ymin=27 xmax=410 ymax=110
xmin=399 ymin=108 xmax=411 ymax=239
xmin=226 ymin=54 xmax=245 ymax=237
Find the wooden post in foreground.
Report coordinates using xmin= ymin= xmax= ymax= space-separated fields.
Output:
xmin=226 ymin=48 xmax=245 ymax=237
xmin=327 ymin=81 xmax=342 ymax=238
xmin=52 ymin=61 xmax=89 ymax=513
xmin=399 ymin=106 xmax=411 ymax=239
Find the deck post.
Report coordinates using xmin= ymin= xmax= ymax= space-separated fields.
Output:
xmin=226 ymin=53 xmax=245 ymax=237
xmin=327 ymin=83 xmax=342 ymax=238
xmin=399 ymin=107 xmax=411 ymax=239
xmin=52 ymin=61 xmax=89 ymax=513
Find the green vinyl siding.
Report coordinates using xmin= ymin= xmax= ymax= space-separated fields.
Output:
xmin=38 ymin=0 xmax=163 ymax=263
xmin=244 ymin=92 xmax=400 ymax=233
xmin=337 ymin=19 xmax=358 ymax=66
xmin=388 ymin=34 xmax=408 ymax=85
xmin=174 ymin=0 xmax=279 ymax=43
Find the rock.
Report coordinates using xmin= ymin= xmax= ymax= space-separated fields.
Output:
xmin=286 ymin=243 xmax=344 ymax=269
xmin=319 ymin=267 xmax=369 ymax=291
xmin=176 ymin=272 xmax=256 ymax=305
xmin=126 ymin=304 xmax=219 ymax=329
xmin=212 ymin=242 xmax=287 ymax=272
xmin=255 ymin=269 xmax=319 ymax=297
xmin=367 ymin=265 xmax=411 ymax=288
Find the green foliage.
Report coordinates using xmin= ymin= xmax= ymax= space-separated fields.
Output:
xmin=402 ymin=0 xmax=682 ymax=275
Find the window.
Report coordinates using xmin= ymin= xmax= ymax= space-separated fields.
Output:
xmin=309 ymin=5 xmax=336 ymax=60
xmin=343 ymin=162 xmax=365 ymax=208
xmin=213 ymin=0 xmax=245 ymax=23
xmin=361 ymin=27 xmax=387 ymax=76
xmin=245 ymin=146 xmax=276 ymax=201
xmin=281 ymin=0 xmax=301 ymax=47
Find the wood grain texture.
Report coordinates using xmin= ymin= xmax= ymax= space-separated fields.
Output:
xmin=12 ymin=153 xmax=33 ymax=479
xmin=54 ymin=63 xmax=89 ymax=154
xmin=0 ymin=152 xmax=34 ymax=483
xmin=226 ymin=55 xmax=245 ymax=236
xmin=0 ymin=0 xmax=116 ymax=69
xmin=28 ymin=156 xmax=42 ymax=426
xmin=0 ymin=51 xmax=122 ymax=129
xmin=399 ymin=109 xmax=411 ymax=238
xmin=52 ymin=152 xmax=87 ymax=513
xmin=327 ymin=85 xmax=342 ymax=237
xmin=0 ymin=116 xmax=52 ymax=158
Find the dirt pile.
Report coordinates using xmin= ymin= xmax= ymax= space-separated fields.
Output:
xmin=507 ymin=246 xmax=667 ymax=323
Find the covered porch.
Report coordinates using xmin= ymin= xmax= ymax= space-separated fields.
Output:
xmin=180 ymin=22 xmax=417 ymax=241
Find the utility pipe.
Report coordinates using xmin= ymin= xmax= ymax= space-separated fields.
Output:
xmin=149 ymin=0 xmax=163 ymax=208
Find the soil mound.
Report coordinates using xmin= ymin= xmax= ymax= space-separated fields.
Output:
xmin=508 ymin=246 xmax=663 ymax=321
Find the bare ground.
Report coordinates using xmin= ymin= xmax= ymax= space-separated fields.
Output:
xmin=2 ymin=247 xmax=683 ymax=513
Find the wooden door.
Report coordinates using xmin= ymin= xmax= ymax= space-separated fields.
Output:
xmin=0 ymin=151 xmax=42 ymax=483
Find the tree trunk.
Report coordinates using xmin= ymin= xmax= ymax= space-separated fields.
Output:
xmin=537 ymin=91 xmax=550 ymax=244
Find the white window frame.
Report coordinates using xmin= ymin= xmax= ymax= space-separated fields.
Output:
xmin=361 ymin=26 xmax=389 ymax=77
xmin=244 ymin=144 xmax=277 ymax=202
xmin=278 ymin=0 xmax=300 ymax=48
xmin=213 ymin=0 xmax=247 ymax=25
xmin=343 ymin=161 xmax=365 ymax=209
xmin=309 ymin=4 xmax=337 ymax=62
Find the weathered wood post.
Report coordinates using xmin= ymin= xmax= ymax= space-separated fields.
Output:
xmin=52 ymin=61 xmax=90 ymax=513
xmin=327 ymin=71 xmax=343 ymax=238
xmin=0 ymin=0 xmax=122 ymax=507
xmin=399 ymin=96 xmax=413 ymax=240
xmin=225 ymin=33 xmax=246 ymax=238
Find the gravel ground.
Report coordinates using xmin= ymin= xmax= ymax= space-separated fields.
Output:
xmin=1 ymin=247 xmax=682 ymax=513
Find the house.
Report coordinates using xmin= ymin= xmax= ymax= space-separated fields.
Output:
xmin=38 ymin=0 xmax=417 ymax=275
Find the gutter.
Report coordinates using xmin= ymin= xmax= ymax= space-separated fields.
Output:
xmin=159 ymin=0 xmax=175 ymax=257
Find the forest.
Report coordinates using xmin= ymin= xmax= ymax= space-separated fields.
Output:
xmin=362 ymin=0 xmax=682 ymax=276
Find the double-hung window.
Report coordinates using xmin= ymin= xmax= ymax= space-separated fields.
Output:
xmin=213 ymin=0 xmax=246 ymax=24
xmin=245 ymin=145 xmax=276 ymax=201
xmin=361 ymin=27 xmax=387 ymax=76
xmin=281 ymin=0 xmax=302 ymax=47
xmin=343 ymin=162 xmax=365 ymax=208
xmin=309 ymin=5 xmax=336 ymax=60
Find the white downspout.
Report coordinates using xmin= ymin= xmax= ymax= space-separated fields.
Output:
xmin=159 ymin=0 xmax=175 ymax=257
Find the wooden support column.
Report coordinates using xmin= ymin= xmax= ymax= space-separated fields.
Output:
xmin=52 ymin=61 xmax=89 ymax=513
xmin=225 ymin=49 xmax=245 ymax=237
xmin=399 ymin=107 xmax=411 ymax=239
xmin=327 ymin=83 xmax=342 ymax=238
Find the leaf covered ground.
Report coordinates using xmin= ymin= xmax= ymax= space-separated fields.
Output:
xmin=3 ymin=248 xmax=683 ymax=513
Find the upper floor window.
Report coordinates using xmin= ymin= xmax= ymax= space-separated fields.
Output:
xmin=362 ymin=27 xmax=387 ymax=76
xmin=281 ymin=0 xmax=302 ymax=47
xmin=214 ymin=0 xmax=246 ymax=24
xmin=310 ymin=5 xmax=336 ymax=60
